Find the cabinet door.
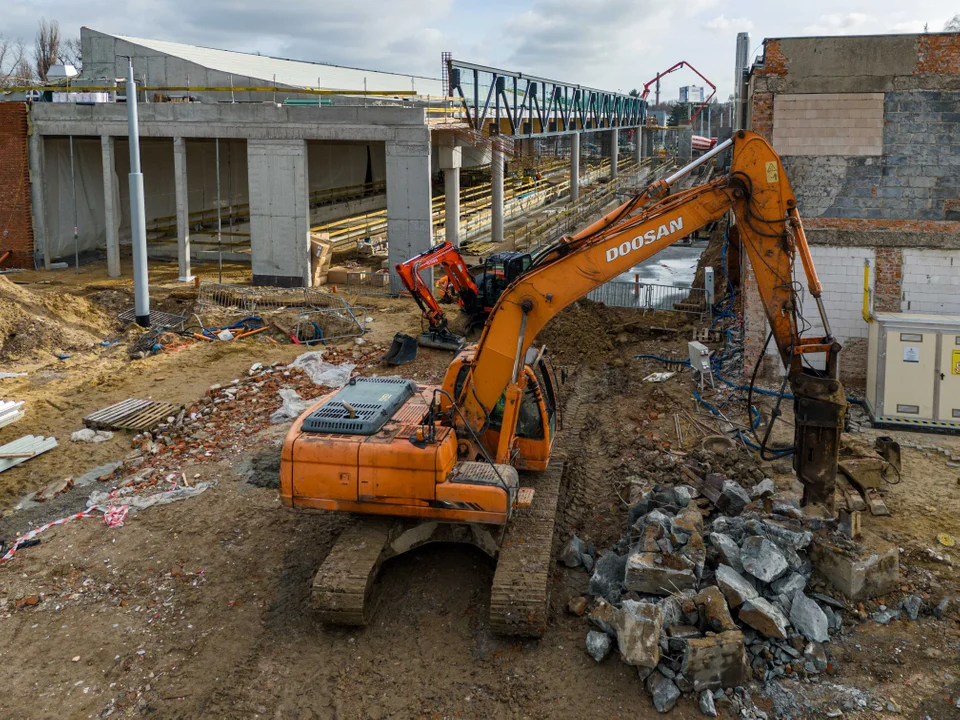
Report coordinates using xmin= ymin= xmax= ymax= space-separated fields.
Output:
xmin=883 ymin=330 xmax=936 ymax=419
xmin=937 ymin=333 xmax=960 ymax=423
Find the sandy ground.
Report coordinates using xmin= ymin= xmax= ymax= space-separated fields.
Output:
xmin=0 ymin=264 xmax=957 ymax=719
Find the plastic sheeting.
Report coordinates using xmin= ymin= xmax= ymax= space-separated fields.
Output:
xmin=289 ymin=351 xmax=355 ymax=387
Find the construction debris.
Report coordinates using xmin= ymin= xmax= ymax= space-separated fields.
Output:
xmin=0 ymin=435 xmax=58 ymax=473
xmin=0 ymin=400 xmax=25 ymax=429
xmin=83 ymin=399 xmax=185 ymax=432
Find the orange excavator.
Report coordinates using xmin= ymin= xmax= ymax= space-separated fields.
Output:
xmin=280 ymin=130 xmax=847 ymax=635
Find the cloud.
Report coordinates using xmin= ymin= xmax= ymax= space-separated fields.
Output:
xmin=802 ymin=12 xmax=926 ymax=35
xmin=500 ymin=0 xmax=675 ymax=89
xmin=3 ymin=0 xmax=456 ymax=77
xmin=703 ymin=14 xmax=754 ymax=33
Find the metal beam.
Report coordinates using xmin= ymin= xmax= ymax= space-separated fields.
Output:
xmin=448 ymin=59 xmax=644 ymax=138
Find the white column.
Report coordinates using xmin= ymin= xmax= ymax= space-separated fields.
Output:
xmin=569 ymin=132 xmax=580 ymax=203
xmin=173 ymin=137 xmax=192 ymax=282
xmin=610 ymin=128 xmax=619 ymax=180
xmin=29 ymin=129 xmax=50 ymax=270
xmin=439 ymin=143 xmax=462 ymax=248
xmin=491 ymin=144 xmax=504 ymax=244
xmin=385 ymin=131 xmax=432 ymax=284
xmin=101 ymin=135 xmax=121 ymax=278
xmin=248 ymin=138 xmax=311 ymax=287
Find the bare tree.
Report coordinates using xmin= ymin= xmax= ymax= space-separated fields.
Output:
xmin=61 ymin=36 xmax=82 ymax=73
xmin=0 ymin=34 xmax=29 ymax=88
xmin=34 ymin=18 xmax=61 ymax=81
xmin=946 ymin=14 xmax=960 ymax=31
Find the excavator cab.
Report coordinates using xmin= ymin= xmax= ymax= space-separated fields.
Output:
xmin=480 ymin=252 xmax=532 ymax=311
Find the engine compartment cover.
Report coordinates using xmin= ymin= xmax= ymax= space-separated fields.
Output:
xmin=301 ymin=377 xmax=417 ymax=436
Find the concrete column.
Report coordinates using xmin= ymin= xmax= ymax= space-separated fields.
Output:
xmin=439 ymin=143 xmax=462 ymax=247
xmin=28 ymin=130 xmax=49 ymax=270
xmin=172 ymin=137 xmax=192 ymax=282
xmin=610 ymin=128 xmax=619 ymax=180
xmin=100 ymin=136 xmax=121 ymax=278
xmin=569 ymin=132 xmax=580 ymax=203
xmin=491 ymin=144 xmax=504 ymax=244
xmin=678 ymin=127 xmax=694 ymax=162
xmin=634 ymin=127 xmax=642 ymax=166
xmin=385 ymin=131 xmax=432 ymax=282
xmin=248 ymin=138 xmax=311 ymax=287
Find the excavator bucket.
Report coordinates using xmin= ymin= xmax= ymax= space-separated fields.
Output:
xmin=418 ymin=329 xmax=465 ymax=352
xmin=381 ymin=333 xmax=418 ymax=365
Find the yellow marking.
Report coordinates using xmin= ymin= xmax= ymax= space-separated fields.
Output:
xmin=765 ymin=161 xmax=779 ymax=184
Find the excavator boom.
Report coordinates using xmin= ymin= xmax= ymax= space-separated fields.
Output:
xmin=456 ymin=130 xmax=845 ymax=507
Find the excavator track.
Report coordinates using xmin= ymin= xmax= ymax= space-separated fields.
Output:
xmin=311 ymin=517 xmax=394 ymax=626
xmin=489 ymin=377 xmax=587 ymax=637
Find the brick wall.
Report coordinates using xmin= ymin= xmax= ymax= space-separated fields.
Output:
xmin=0 ymin=102 xmax=33 ymax=268
xmin=874 ymin=247 xmax=902 ymax=312
xmin=901 ymin=249 xmax=960 ymax=313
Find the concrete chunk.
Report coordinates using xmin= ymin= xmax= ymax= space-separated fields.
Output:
xmin=739 ymin=597 xmax=790 ymax=639
xmin=589 ymin=551 xmax=627 ymax=603
xmin=716 ymin=564 xmax=758 ymax=608
xmin=681 ymin=630 xmax=750 ymax=692
xmin=625 ymin=551 xmax=697 ymax=596
xmin=740 ymin=536 xmax=789 ymax=583
xmin=588 ymin=597 xmax=618 ymax=636
xmin=708 ymin=532 xmax=744 ymax=574
xmin=751 ymin=478 xmax=776 ymax=499
xmin=790 ymin=591 xmax=829 ymax=643
xmin=721 ymin=479 xmax=751 ymax=515
xmin=810 ymin=532 xmax=899 ymax=600
xmin=699 ymin=689 xmax=718 ymax=716
xmin=695 ymin=585 xmax=738 ymax=633
xmin=771 ymin=572 xmax=806 ymax=597
xmin=586 ymin=630 xmax=613 ymax=662
xmin=646 ymin=671 xmax=681 ymax=713
xmin=615 ymin=600 xmax=664 ymax=668
xmin=559 ymin=535 xmax=587 ymax=568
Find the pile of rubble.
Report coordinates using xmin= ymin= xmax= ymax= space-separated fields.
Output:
xmin=563 ymin=451 xmax=897 ymax=717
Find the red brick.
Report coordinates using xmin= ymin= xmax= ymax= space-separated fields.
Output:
xmin=915 ymin=34 xmax=960 ymax=75
xmin=0 ymin=102 xmax=33 ymax=267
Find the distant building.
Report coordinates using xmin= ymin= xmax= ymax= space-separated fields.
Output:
xmin=679 ymin=85 xmax=705 ymax=104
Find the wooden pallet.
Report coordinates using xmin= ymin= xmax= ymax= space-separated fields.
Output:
xmin=84 ymin=398 xmax=184 ymax=432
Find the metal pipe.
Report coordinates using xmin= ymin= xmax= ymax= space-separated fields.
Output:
xmin=511 ymin=311 xmax=529 ymax=384
xmin=216 ymin=137 xmax=223 ymax=283
xmin=69 ymin=135 xmax=78 ymax=273
xmin=663 ymin=137 xmax=732 ymax=186
xmin=126 ymin=58 xmax=151 ymax=326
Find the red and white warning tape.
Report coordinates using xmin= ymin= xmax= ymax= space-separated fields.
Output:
xmin=0 ymin=504 xmax=130 ymax=563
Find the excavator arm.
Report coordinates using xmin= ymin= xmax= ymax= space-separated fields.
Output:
xmin=454 ymin=130 xmax=846 ymax=508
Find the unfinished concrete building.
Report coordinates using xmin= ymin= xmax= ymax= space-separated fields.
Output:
xmin=745 ymin=33 xmax=960 ymax=386
xmin=0 ymin=28 xmax=646 ymax=289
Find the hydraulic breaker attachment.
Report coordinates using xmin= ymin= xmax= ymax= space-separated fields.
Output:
xmin=791 ymin=372 xmax=847 ymax=511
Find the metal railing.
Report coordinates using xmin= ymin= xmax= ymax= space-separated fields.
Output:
xmin=588 ymin=280 xmax=709 ymax=318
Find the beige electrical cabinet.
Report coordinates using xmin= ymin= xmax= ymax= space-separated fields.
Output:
xmin=866 ymin=312 xmax=960 ymax=430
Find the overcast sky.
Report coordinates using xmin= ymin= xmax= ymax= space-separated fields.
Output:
xmin=5 ymin=0 xmax=959 ymax=100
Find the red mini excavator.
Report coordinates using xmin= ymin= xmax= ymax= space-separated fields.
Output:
xmin=395 ymin=241 xmax=533 ymax=351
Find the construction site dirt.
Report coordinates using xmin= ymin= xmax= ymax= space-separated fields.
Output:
xmin=0 ymin=262 xmax=958 ymax=719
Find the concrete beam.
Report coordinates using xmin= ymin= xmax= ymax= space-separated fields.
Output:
xmin=491 ymin=144 xmax=504 ymax=243
xmin=610 ymin=128 xmax=619 ymax=180
xmin=570 ymin=133 xmax=580 ymax=203
xmin=386 ymin=135 xmax=432 ymax=280
xmin=173 ymin=137 xmax=192 ymax=282
xmin=248 ymin=139 xmax=311 ymax=287
xmin=28 ymin=128 xmax=49 ymax=270
xmin=30 ymin=103 xmax=428 ymax=144
xmin=100 ymin=135 xmax=121 ymax=277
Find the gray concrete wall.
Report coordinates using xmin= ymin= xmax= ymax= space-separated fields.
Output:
xmin=385 ymin=129 xmax=432 ymax=277
xmin=248 ymin=139 xmax=310 ymax=286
